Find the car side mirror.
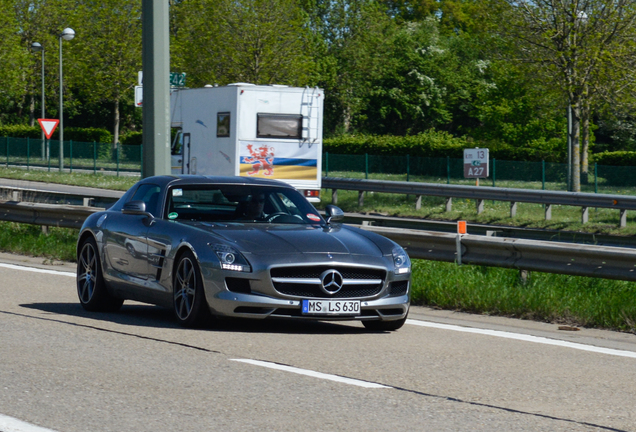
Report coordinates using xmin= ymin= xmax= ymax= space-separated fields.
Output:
xmin=325 ymin=205 xmax=344 ymax=225
xmin=122 ymin=200 xmax=153 ymax=218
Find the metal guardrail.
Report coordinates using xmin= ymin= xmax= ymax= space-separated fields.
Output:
xmin=0 ymin=185 xmax=121 ymax=208
xmin=2 ymin=200 xmax=636 ymax=283
xmin=323 ymin=177 xmax=636 ymax=227
xmin=0 ymin=201 xmax=98 ymax=229
xmin=360 ymin=225 xmax=636 ymax=282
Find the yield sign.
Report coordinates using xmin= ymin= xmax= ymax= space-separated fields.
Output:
xmin=38 ymin=119 xmax=60 ymax=139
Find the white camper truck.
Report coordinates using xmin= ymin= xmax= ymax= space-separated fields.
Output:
xmin=170 ymin=84 xmax=323 ymax=201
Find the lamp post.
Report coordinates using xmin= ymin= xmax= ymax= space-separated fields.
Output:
xmin=30 ymin=42 xmax=46 ymax=159
xmin=59 ymin=27 xmax=75 ymax=172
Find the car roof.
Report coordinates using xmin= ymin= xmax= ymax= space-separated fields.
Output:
xmin=137 ymin=175 xmax=294 ymax=189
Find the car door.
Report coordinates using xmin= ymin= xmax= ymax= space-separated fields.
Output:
xmin=103 ymin=183 xmax=162 ymax=281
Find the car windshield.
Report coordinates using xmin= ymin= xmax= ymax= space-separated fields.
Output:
xmin=165 ymin=185 xmax=324 ymax=225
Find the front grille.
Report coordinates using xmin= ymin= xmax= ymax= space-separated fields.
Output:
xmin=270 ymin=266 xmax=386 ymax=299
xmin=389 ymin=280 xmax=408 ymax=296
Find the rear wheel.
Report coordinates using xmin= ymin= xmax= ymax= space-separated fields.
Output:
xmin=173 ymin=250 xmax=211 ymax=327
xmin=77 ymin=237 xmax=123 ymax=312
xmin=362 ymin=316 xmax=407 ymax=332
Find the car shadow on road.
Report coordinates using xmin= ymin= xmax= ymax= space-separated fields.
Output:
xmin=19 ymin=302 xmax=370 ymax=335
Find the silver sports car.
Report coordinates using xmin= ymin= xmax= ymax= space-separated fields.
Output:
xmin=76 ymin=176 xmax=411 ymax=330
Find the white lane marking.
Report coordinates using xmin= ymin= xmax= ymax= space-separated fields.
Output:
xmin=0 ymin=414 xmax=60 ymax=432
xmin=407 ymin=319 xmax=636 ymax=359
xmin=230 ymin=359 xmax=391 ymax=389
xmin=0 ymin=263 xmax=74 ymax=278
xmin=3 ymin=261 xmax=635 ymax=360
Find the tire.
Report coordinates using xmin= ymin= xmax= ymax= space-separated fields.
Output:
xmin=77 ymin=237 xmax=124 ymax=312
xmin=362 ymin=316 xmax=407 ymax=332
xmin=173 ymin=250 xmax=212 ymax=327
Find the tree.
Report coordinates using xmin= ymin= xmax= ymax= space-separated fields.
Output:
xmin=499 ymin=0 xmax=636 ymax=191
xmin=307 ymin=0 xmax=397 ymax=134
xmin=172 ymin=0 xmax=314 ymax=88
xmin=68 ymin=0 xmax=142 ymax=147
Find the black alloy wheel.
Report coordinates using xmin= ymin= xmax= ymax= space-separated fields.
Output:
xmin=77 ymin=237 xmax=123 ymax=312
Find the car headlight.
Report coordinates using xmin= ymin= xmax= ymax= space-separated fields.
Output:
xmin=212 ymin=244 xmax=252 ymax=272
xmin=392 ymin=246 xmax=411 ymax=274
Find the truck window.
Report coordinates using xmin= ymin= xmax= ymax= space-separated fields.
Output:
xmin=257 ymin=114 xmax=302 ymax=139
xmin=217 ymin=112 xmax=230 ymax=137
xmin=171 ymin=129 xmax=183 ymax=155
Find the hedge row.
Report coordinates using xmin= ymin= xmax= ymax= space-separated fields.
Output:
xmin=0 ymin=125 xmax=112 ymax=143
xmin=323 ymin=131 xmax=566 ymax=163
xmin=592 ymin=151 xmax=636 ymax=167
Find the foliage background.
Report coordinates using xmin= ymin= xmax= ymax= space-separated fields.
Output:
xmin=2 ymin=0 xmax=636 ymax=164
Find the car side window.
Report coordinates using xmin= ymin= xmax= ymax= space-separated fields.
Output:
xmin=131 ymin=184 xmax=162 ymax=217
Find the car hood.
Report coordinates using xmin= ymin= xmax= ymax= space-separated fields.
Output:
xmin=188 ymin=222 xmax=384 ymax=257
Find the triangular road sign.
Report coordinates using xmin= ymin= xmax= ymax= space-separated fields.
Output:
xmin=38 ymin=119 xmax=60 ymax=140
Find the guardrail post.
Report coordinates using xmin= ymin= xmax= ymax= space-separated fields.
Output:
xmin=358 ymin=190 xmax=364 ymax=207
xmin=82 ymin=197 xmax=94 ymax=207
xmin=415 ymin=195 xmax=422 ymax=210
xmin=445 ymin=197 xmax=452 ymax=212
xmin=332 ymin=189 xmax=338 ymax=205
xmin=476 ymin=199 xmax=484 ymax=214
xmin=582 ymin=207 xmax=589 ymax=224
xmin=620 ymin=209 xmax=627 ymax=228
xmin=545 ymin=204 xmax=552 ymax=220
xmin=510 ymin=202 xmax=517 ymax=218
xmin=41 ymin=226 xmax=48 ymax=235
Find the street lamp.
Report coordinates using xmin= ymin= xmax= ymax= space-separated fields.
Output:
xmin=30 ymin=42 xmax=45 ymax=159
xmin=59 ymin=27 xmax=75 ymax=171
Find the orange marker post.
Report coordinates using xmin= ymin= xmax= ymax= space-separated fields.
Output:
xmin=457 ymin=220 xmax=467 ymax=235
xmin=456 ymin=220 xmax=466 ymax=265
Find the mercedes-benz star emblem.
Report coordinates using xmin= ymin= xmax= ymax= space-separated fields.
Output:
xmin=320 ymin=269 xmax=344 ymax=295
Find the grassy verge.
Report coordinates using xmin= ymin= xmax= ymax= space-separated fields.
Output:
xmin=411 ymin=260 xmax=636 ymax=332
xmin=0 ymin=222 xmax=77 ymax=262
xmin=0 ymin=167 xmax=137 ymax=191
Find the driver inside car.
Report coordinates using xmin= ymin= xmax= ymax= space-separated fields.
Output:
xmin=237 ymin=193 xmax=266 ymax=220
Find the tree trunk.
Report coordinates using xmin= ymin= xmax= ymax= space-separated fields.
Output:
xmin=29 ymin=95 xmax=36 ymax=127
xmin=571 ymin=103 xmax=581 ymax=192
xmin=581 ymin=98 xmax=590 ymax=185
xmin=113 ymin=99 xmax=120 ymax=151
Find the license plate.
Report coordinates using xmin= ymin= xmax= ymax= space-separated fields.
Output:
xmin=302 ymin=299 xmax=360 ymax=316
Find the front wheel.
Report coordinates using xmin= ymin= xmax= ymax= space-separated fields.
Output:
xmin=362 ymin=316 xmax=407 ymax=332
xmin=77 ymin=237 xmax=123 ymax=312
xmin=173 ymin=250 xmax=211 ymax=327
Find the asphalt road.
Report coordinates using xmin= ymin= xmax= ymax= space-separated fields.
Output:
xmin=1 ymin=252 xmax=636 ymax=432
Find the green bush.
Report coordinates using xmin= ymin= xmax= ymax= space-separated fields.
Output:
xmin=324 ymin=131 xmax=566 ymax=163
xmin=592 ymin=151 xmax=636 ymax=167
xmin=0 ymin=125 xmax=112 ymax=143
xmin=121 ymin=131 xmax=142 ymax=146
xmin=0 ymin=125 xmax=40 ymax=138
